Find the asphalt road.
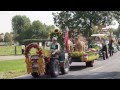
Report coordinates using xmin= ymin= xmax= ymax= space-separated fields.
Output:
xmin=14 ymin=51 xmax=120 ymax=79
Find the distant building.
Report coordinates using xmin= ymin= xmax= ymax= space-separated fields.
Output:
xmin=0 ymin=33 xmax=4 ymax=41
xmin=0 ymin=33 xmax=5 ymax=46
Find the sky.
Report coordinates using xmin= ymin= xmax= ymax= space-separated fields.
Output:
xmin=0 ymin=11 xmax=60 ymax=34
xmin=107 ymin=20 xmax=119 ymax=29
xmin=0 ymin=11 xmax=119 ymax=34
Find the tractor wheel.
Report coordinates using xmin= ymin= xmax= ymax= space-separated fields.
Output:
xmin=45 ymin=63 xmax=50 ymax=75
xmin=60 ymin=60 xmax=70 ymax=74
xmin=31 ymin=72 xmax=39 ymax=78
xmin=86 ymin=61 xmax=94 ymax=67
xmin=49 ymin=59 xmax=59 ymax=77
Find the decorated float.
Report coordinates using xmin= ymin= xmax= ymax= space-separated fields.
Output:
xmin=25 ymin=44 xmax=45 ymax=77
xmin=24 ymin=28 xmax=70 ymax=78
xmin=50 ymin=28 xmax=99 ymax=67
xmin=68 ymin=32 xmax=100 ymax=67
xmin=24 ymin=27 xmax=101 ymax=78
xmin=90 ymin=34 xmax=109 ymax=60
xmin=70 ymin=48 xmax=99 ymax=67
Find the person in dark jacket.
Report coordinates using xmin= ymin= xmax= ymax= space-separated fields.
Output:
xmin=108 ymin=38 xmax=114 ymax=56
xmin=101 ymin=40 xmax=108 ymax=60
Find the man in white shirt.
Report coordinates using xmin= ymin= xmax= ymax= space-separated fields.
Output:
xmin=46 ymin=37 xmax=62 ymax=60
xmin=21 ymin=44 xmax=25 ymax=54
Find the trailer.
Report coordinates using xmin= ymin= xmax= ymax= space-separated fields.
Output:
xmin=70 ymin=48 xmax=99 ymax=67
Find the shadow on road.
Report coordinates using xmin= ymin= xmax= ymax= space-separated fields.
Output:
xmin=16 ymin=71 xmax=120 ymax=79
xmin=35 ymin=65 xmax=87 ymax=79
xmin=35 ymin=75 xmax=51 ymax=79
xmin=34 ymin=65 xmax=87 ymax=79
xmin=70 ymin=65 xmax=87 ymax=71
xmin=34 ymin=72 xmax=120 ymax=79
xmin=56 ymin=72 xmax=120 ymax=79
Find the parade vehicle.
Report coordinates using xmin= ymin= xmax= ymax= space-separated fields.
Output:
xmin=24 ymin=28 xmax=100 ymax=78
xmin=50 ymin=28 xmax=99 ymax=67
xmin=24 ymin=29 xmax=70 ymax=78
xmin=90 ymin=34 xmax=109 ymax=60
xmin=69 ymin=45 xmax=99 ymax=67
xmin=65 ymin=29 xmax=99 ymax=67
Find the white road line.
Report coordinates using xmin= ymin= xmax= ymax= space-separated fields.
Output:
xmin=91 ymin=66 xmax=104 ymax=71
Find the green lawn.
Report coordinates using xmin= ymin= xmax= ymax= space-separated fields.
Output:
xmin=0 ymin=59 xmax=27 ymax=79
xmin=0 ymin=46 xmax=50 ymax=56
xmin=0 ymin=46 xmax=22 ymax=56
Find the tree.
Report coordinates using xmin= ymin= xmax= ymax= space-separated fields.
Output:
xmin=45 ymin=25 xmax=55 ymax=32
xmin=12 ymin=15 xmax=31 ymax=44
xmin=12 ymin=15 xmax=31 ymax=34
xmin=12 ymin=15 xmax=55 ymax=45
xmin=53 ymin=11 xmax=120 ymax=40
xmin=44 ymin=25 xmax=55 ymax=39
xmin=91 ymin=25 xmax=100 ymax=34
xmin=31 ymin=20 xmax=48 ymax=39
xmin=4 ymin=32 xmax=13 ymax=45
xmin=113 ymin=25 xmax=120 ymax=38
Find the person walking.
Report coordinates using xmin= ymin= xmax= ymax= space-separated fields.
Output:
xmin=109 ymin=38 xmax=114 ymax=56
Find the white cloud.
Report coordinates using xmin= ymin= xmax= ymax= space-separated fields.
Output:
xmin=111 ymin=20 xmax=119 ymax=29
xmin=107 ymin=20 xmax=119 ymax=29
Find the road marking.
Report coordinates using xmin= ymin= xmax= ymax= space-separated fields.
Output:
xmin=91 ymin=66 xmax=104 ymax=71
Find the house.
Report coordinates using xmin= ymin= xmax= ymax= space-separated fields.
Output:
xmin=0 ymin=33 xmax=4 ymax=41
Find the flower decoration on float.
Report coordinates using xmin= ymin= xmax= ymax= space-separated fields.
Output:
xmin=25 ymin=43 xmax=43 ymax=58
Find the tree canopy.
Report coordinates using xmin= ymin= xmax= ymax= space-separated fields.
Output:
xmin=12 ymin=15 xmax=55 ymax=45
xmin=53 ymin=11 xmax=120 ymax=39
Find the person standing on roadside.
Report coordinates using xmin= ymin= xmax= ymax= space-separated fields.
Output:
xmin=21 ymin=44 xmax=25 ymax=54
xmin=109 ymin=38 xmax=114 ymax=56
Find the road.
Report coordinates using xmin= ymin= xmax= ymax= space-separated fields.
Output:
xmin=14 ymin=51 xmax=120 ymax=79
xmin=0 ymin=55 xmax=25 ymax=61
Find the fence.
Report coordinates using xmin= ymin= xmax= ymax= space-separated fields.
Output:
xmin=0 ymin=46 xmax=22 ymax=56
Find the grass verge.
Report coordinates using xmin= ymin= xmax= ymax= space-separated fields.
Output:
xmin=0 ymin=59 xmax=27 ymax=79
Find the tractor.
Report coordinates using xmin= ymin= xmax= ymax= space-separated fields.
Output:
xmin=24 ymin=28 xmax=70 ymax=78
xmin=90 ymin=34 xmax=109 ymax=60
